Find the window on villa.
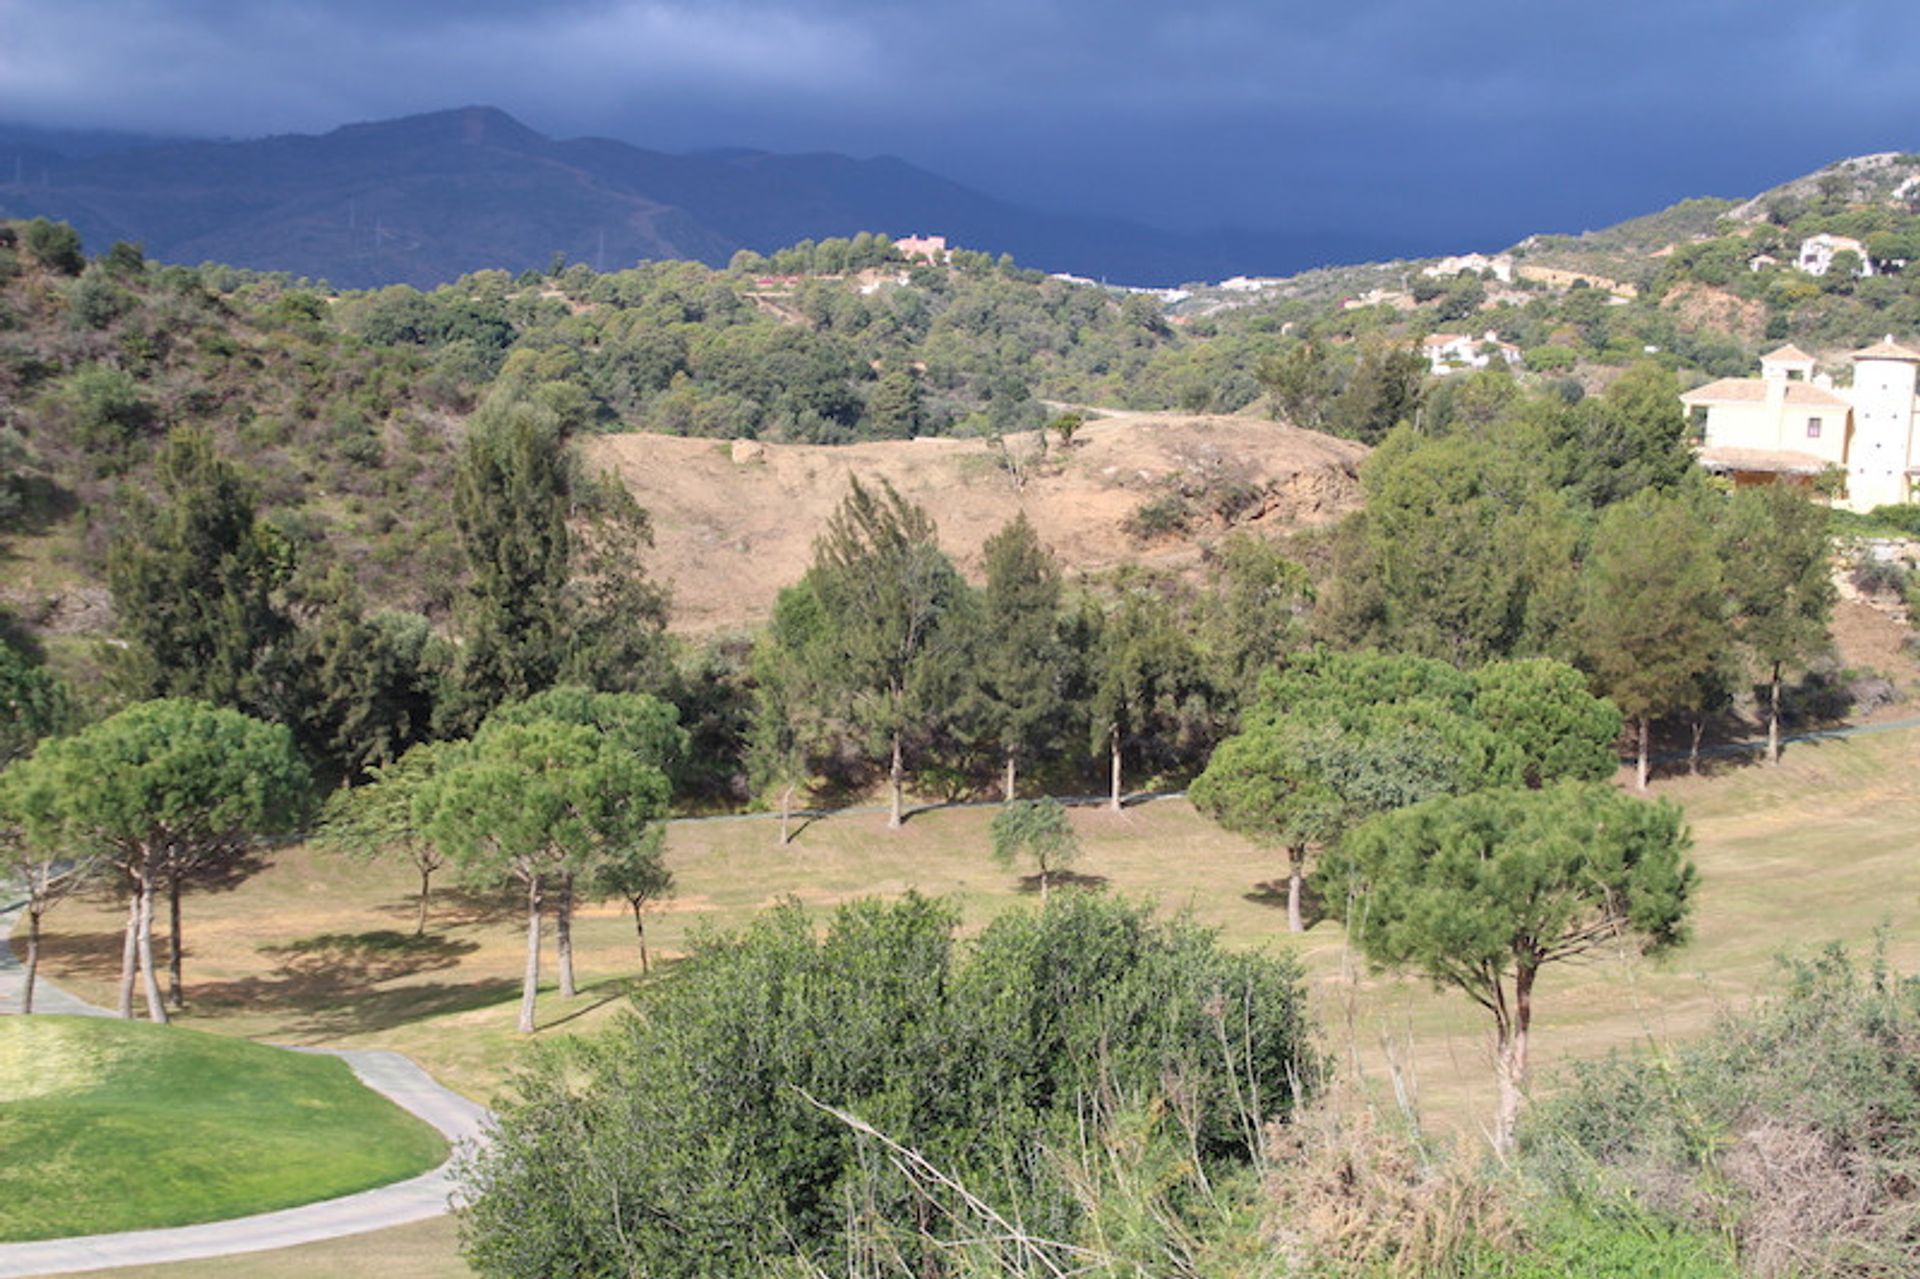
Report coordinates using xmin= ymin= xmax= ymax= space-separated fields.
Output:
xmin=1808 ymin=418 xmax=1822 ymax=438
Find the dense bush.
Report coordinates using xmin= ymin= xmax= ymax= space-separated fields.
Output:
xmin=1521 ymin=945 xmax=1920 ymax=1277
xmin=460 ymin=893 xmax=1318 ymax=1277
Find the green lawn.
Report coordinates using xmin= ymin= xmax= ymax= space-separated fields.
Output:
xmin=0 ymin=1016 xmax=447 ymax=1242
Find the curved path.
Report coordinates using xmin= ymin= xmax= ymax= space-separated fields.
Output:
xmin=0 ymin=908 xmax=492 ymax=1279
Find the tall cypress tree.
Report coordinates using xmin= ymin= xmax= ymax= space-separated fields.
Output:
xmin=969 ymin=514 xmax=1067 ymax=800
xmin=446 ymin=396 xmax=571 ymax=731
xmin=107 ymin=428 xmax=295 ymax=719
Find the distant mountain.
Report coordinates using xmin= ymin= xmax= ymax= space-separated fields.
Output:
xmin=0 ymin=107 xmax=1436 ymax=288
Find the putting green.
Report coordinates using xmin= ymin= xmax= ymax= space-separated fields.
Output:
xmin=0 ymin=1016 xmax=446 ymax=1242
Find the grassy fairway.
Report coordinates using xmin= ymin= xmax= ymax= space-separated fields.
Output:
xmin=21 ymin=724 xmax=1920 ymax=1275
xmin=22 ymin=725 xmax=1920 ymax=1122
xmin=0 ymin=1016 xmax=447 ymax=1242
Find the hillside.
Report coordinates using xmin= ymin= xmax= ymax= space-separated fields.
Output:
xmin=0 ymin=107 xmax=1419 ymax=289
xmin=9 ymin=134 xmax=1920 ymax=654
xmin=586 ymin=412 xmax=1367 ymax=631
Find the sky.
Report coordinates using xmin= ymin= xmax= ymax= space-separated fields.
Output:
xmin=1 ymin=0 xmax=1915 ymax=253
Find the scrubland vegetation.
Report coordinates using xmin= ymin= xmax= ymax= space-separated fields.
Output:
xmin=7 ymin=201 xmax=1920 ymax=1276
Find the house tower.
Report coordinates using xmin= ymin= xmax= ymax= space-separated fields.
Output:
xmin=1847 ymin=336 xmax=1920 ymax=509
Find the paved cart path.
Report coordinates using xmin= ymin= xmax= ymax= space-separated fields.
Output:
xmin=0 ymin=908 xmax=492 ymax=1279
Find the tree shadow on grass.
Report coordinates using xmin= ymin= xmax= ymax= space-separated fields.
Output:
xmin=400 ymin=885 xmax=524 ymax=929
xmin=1242 ymin=878 xmax=1327 ymax=930
xmin=181 ymin=930 xmax=491 ymax=1036
xmin=260 ymin=977 xmax=524 ymax=1040
xmin=262 ymin=929 xmax=480 ymax=967
xmin=539 ymin=982 xmax=633 ymax=1032
xmin=32 ymin=930 xmax=132 ymax=983
xmin=778 ymin=814 xmax=823 ymax=844
xmin=1013 ymin=870 xmax=1110 ymax=897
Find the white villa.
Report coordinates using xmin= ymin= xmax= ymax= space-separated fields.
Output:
xmin=1680 ymin=337 xmax=1920 ymax=510
xmin=1796 ymin=233 xmax=1873 ymax=278
xmin=1422 ymin=330 xmax=1523 ymax=376
xmin=1422 ymin=252 xmax=1515 ymax=284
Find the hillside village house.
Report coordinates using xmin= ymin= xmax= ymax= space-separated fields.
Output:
xmin=1796 ymin=232 xmax=1873 ymax=277
xmin=1422 ymin=331 xmax=1523 ymax=376
xmin=1421 ymin=252 xmax=1514 ymax=283
xmin=1680 ymin=337 xmax=1920 ymax=510
xmin=893 ymin=234 xmax=949 ymax=263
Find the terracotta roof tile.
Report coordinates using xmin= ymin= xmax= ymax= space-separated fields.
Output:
xmin=1697 ymin=447 xmax=1832 ymax=476
xmin=1680 ymin=378 xmax=1850 ymax=408
xmin=1852 ymin=336 xmax=1920 ymax=362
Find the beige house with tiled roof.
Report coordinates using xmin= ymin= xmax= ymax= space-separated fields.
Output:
xmin=1681 ymin=337 xmax=1920 ymax=510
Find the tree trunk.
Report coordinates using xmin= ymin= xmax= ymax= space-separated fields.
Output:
xmin=1493 ymin=965 xmax=1535 ymax=1153
xmin=1767 ymin=662 xmax=1783 ymax=767
xmin=118 ymin=892 xmax=138 ymax=1019
xmin=556 ymin=870 xmax=576 ymax=999
xmin=1286 ymin=846 xmax=1305 ymax=935
xmin=22 ymin=907 xmax=41 ymax=1015
xmin=888 ymin=731 xmax=905 ymax=829
xmin=1689 ymin=720 xmax=1703 ymax=776
xmin=1108 ymin=724 xmax=1123 ymax=813
xmin=518 ymin=875 xmax=543 ymax=1035
xmin=632 ymin=903 xmax=649 ymax=975
xmin=1003 ymin=751 xmax=1017 ymax=804
xmin=136 ymin=877 xmax=166 ymax=1025
xmin=415 ymin=863 xmax=433 ymax=936
xmin=779 ymin=784 xmax=794 ymax=847
xmin=1635 ymin=716 xmax=1651 ymax=793
xmin=1039 ymin=870 xmax=1049 ymax=907
xmin=167 ymin=874 xmax=184 ymax=1010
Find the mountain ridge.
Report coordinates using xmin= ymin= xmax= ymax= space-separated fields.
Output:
xmin=0 ymin=106 xmax=1440 ymax=288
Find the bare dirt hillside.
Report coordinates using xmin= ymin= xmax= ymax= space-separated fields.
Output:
xmin=584 ymin=412 xmax=1368 ymax=632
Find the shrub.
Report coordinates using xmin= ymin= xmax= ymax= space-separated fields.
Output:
xmin=1850 ymin=556 xmax=1911 ymax=598
xmin=1525 ymin=344 xmax=1579 ymax=373
xmin=1123 ymin=492 xmax=1192 ymax=540
xmin=460 ymin=894 xmax=1318 ymax=1277
xmin=68 ymin=268 xmax=136 ymax=331
xmin=53 ymin=366 xmax=158 ymax=459
xmin=1864 ymin=503 xmax=1920 ymax=536
xmin=1521 ymin=944 xmax=1920 ymax=1278
xmin=22 ymin=219 xmax=83 ymax=275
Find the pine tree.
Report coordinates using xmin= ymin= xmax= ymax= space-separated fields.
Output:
xmin=1722 ymin=483 xmax=1834 ymax=765
xmin=107 ymin=429 xmax=295 ymax=719
xmin=971 ymin=514 xmax=1067 ymax=800
xmin=446 ymin=396 xmax=571 ymax=730
xmin=809 ymin=477 xmax=966 ymax=828
xmin=1577 ymin=491 xmax=1727 ymax=790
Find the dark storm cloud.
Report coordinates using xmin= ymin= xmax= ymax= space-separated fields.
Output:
xmin=2 ymin=0 xmax=1915 ymax=247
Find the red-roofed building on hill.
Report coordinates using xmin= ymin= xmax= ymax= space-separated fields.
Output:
xmin=1680 ymin=336 xmax=1920 ymax=509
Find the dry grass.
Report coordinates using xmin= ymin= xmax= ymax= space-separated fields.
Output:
xmin=583 ymin=414 xmax=1366 ymax=632
xmin=24 ymin=725 xmax=1920 ymax=1275
xmin=28 ymin=725 xmax=1920 ymax=1126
